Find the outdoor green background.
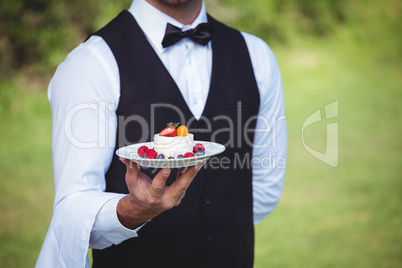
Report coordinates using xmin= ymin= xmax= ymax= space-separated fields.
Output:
xmin=0 ymin=0 xmax=401 ymax=267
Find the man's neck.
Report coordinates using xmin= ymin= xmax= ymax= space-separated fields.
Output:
xmin=146 ymin=0 xmax=202 ymax=25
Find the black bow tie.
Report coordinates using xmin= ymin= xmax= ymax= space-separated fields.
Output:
xmin=162 ymin=23 xmax=214 ymax=48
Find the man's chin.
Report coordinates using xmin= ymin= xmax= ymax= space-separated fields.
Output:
xmin=157 ymin=0 xmax=196 ymax=7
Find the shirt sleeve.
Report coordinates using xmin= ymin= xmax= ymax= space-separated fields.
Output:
xmin=36 ymin=37 xmax=141 ymax=268
xmin=242 ymin=32 xmax=288 ymax=224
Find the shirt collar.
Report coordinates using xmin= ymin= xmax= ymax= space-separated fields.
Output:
xmin=128 ymin=0 xmax=208 ymax=53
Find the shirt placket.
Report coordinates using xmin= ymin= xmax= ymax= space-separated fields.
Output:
xmin=182 ymin=39 xmax=203 ymax=118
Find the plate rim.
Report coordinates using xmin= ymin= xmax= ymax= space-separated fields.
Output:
xmin=116 ymin=140 xmax=225 ymax=168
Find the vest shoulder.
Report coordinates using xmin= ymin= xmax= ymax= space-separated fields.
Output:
xmin=207 ymin=15 xmax=241 ymax=35
xmin=87 ymin=10 xmax=133 ymax=41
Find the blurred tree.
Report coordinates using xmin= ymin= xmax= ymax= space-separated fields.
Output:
xmin=2 ymin=0 xmax=399 ymax=82
xmin=218 ymin=0 xmax=346 ymax=43
xmin=0 ymin=0 xmax=130 ymax=77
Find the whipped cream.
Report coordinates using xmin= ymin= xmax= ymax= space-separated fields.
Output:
xmin=154 ymin=134 xmax=194 ymax=157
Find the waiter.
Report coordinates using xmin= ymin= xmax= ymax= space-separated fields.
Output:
xmin=36 ymin=0 xmax=287 ymax=267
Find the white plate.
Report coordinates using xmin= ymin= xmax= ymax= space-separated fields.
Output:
xmin=116 ymin=141 xmax=225 ymax=168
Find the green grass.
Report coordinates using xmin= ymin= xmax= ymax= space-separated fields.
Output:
xmin=0 ymin=84 xmax=54 ymax=267
xmin=254 ymin=35 xmax=402 ymax=267
xmin=1 ymin=4 xmax=401 ymax=267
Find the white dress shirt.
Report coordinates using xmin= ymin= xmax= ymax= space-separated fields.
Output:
xmin=36 ymin=0 xmax=287 ymax=267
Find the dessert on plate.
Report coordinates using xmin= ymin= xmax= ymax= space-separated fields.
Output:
xmin=137 ymin=122 xmax=205 ymax=159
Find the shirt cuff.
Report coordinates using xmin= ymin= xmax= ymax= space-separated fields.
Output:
xmin=93 ymin=194 xmax=146 ymax=245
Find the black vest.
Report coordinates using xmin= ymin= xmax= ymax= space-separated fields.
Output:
xmin=91 ymin=11 xmax=260 ymax=268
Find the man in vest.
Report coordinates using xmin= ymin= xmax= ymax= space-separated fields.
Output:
xmin=36 ymin=0 xmax=287 ymax=267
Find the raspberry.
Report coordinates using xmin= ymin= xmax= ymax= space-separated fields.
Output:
xmin=137 ymin=146 xmax=148 ymax=157
xmin=145 ymin=149 xmax=158 ymax=159
xmin=193 ymin=143 xmax=205 ymax=153
xmin=184 ymin=152 xmax=195 ymax=158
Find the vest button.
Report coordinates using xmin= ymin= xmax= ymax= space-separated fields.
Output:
xmin=206 ymin=233 xmax=214 ymax=241
xmin=204 ymin=198 xmax=212 ymax=205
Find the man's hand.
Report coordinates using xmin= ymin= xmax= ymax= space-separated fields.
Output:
xmin=117 ymin=158 xmax=204 ymax=229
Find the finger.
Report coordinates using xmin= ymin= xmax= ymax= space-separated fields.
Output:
xmin=149 ymin=168 xmax=171 ymax=198
xmin=174 ymin=192 xmax=186 ymax=207
xmin=120 ymin=158 xmax=140 ymax=175
xmin=167 ymin=162 xmax=204 ymax=199
xmin=120 ymin=157 xmax=130 ymax=166
xmin=121 ymin=159 xmax=142 ymax=191
xmin=176 ymin=167 xmax=188 ymax=179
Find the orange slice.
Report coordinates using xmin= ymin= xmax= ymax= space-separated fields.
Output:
xmin=177 ymin=125 xmax=188 ymax=136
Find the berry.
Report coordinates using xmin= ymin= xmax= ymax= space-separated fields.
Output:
xmin=145 ymin=149 xmax=158 ymax=159
xmin=138 ymin=146 xmax=148 ymax=157
xmin=177 ymin=125 xmax=188 ymax=137
xmin=193 ymin=143 xmax=205 ymax=153
xmin=184 ymin=152 xmax=195 ymax=158
xmin=168 ymin=156 xmax=175 ymax=159
xmin=159 ymin=122 xmax=179 ymax=137
xmin=157 ymin=154 xmax=165 ymax=159
xmin=177 ymin=154 xmax=184 ymax=159
xmin=195 ymin=150 xmax=205 ymax=156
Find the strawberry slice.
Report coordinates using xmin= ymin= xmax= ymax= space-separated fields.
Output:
xmin=159 ymin=122 xmax=179 ymax=137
